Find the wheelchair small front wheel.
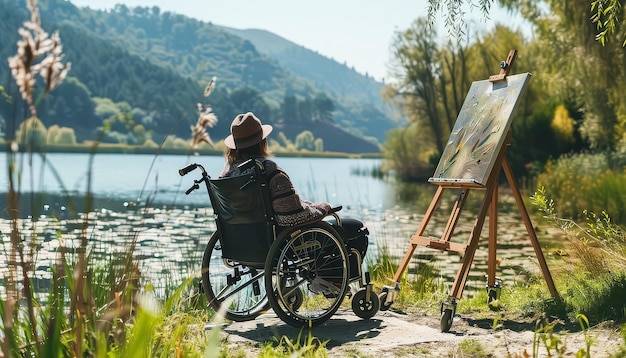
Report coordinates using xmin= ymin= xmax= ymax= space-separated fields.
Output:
xmin=352 ymin=288 xmax=380 ymax=319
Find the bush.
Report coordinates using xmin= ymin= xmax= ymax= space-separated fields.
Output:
xmin=16 ymin=117 xmax=47 ymax=151
xmin=536 ymin=152 xmax=626 ymax=224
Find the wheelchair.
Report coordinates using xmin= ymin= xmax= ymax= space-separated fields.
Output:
xmin=179 ymin=158 xmax=380 ymax=328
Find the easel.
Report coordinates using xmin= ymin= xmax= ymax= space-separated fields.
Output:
xmin=383 ymin=50 xmax=558 ymax=332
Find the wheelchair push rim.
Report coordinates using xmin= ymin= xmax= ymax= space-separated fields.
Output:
xmin=265 ymin=222 xmax=349 ymax=328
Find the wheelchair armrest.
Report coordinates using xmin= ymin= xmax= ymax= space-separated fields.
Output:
xmin=329 ymin=206 xmax=342 ymax=214
xmin=327 ymin=206 xmax=342 ymax=226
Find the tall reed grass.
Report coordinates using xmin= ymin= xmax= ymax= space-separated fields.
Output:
xmin=0 ymin=2 xmax=213 ymax=356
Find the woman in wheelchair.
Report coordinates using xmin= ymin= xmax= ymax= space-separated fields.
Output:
xmin=221 ymin=112 xmax=333 ymax=228
xmin=195 ymin=112 xmax=379 ymax=328
xmin=221 ymin=112 xmax=369 ymax=276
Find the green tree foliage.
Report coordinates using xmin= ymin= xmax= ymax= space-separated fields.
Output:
xmin=274 ymin=132 xmax=292 ymax=147
xmin=551 ymin=105 xmax=576 ymax=149
xmin=132 ymin=124 xmax=151 ymax=145
xmin=294 ymin=130 xmax=315 ymax=151
xmin=590 ymin=0 xmax=626 ymax=46
xmin=314 ymin=138 xmax=324 ymax=152
xmin=161 ymin=135 xmax=188 ymax=149
xmin=383 ymin=125 xmax=438 ymax=181
xmin=93 ymin=97 xmax=121 ymax=121
xmin=16 ymin=117 xmax=47 ymax=151
xmin=385 ymin=19 xmax=474 ymax=178
xmin=55 ymin=127 xmax=77 ymax=145
xmin=312 ymin=93 xmax=335 ymax=123
xmin=384 ymin=15 xmax=596 ymax=180
xmin=280 ymin=93 xmax=337 ymax=124
xmin=387 ymin=19 xmax=475 ymax=158
xmin=498 ymin=0 xmax=626 ymax=150
xmin=282 ymin=95 xmax=299 ymax=123
xmin=43 ymin=77 xmax=96 ymax=131
xmin=229 ymin=86 xmax=272 ymax=123
xmin=46 ymin=124 xmax=77 ymax=145
xmin=433 ymin=1 xmax=625 ymax=46
xmin=143 ymin=138 xmax=158 ymax=148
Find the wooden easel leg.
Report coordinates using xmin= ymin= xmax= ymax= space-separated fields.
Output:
xmin=502 ymin=157 xmax=559 ymax=298
xmin=487 ymin=177 xmax=498 ymax=288
xmin=449 ymin=187 xmax=494 ymax=299
xmin=392 ymin=185 xmax=444 ymax=283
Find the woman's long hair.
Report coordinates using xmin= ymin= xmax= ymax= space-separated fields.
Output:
xmin=225 ymin=138 xmax=271 ymax=165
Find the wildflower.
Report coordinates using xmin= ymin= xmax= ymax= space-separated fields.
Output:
xmin=191 ymin=77 xmax=219 ymax=148
xmin=7 ymin=0 xmax=71 ymax=118
xmin=190 ymin=103 xmax=218 ymax=148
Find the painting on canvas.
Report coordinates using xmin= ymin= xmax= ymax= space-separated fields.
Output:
xmin=429 ymin=72 xmax=532 ymax=186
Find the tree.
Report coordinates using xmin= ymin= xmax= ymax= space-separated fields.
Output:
xmin=45 ymin=77 xmax=95 ymax=131
xmin=229 ymin=86 xmax=272 ymax=123
xmin=433 ymin=1 xmax=625 ymax=46
xmin=16 ymin=117 xmax=47 ymax=151
xmin=282 ymin=95 xmax=299 ymax=123
xmin=312 ymin=93 xmax=335 ymax=123
xmin=295 ymin=130 xmax=315 ymax=151
xmin=387 ymin=19 xmax=471 ymax=156
xmin=590 ymin=0 xmax=626 ymax=46
xmin=551 ymin=105 xmax=576 ymax=151
xmin=133 ymin=124 xmax=150 ymax=145
xmin=314 ymin=138 xmax=324 ymax=152
xmin=298 ymin=98 xmax=313 ymax=123
xmin=499 ymin=0 xmax=626 ymax=150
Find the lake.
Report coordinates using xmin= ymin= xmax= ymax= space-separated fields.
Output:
xmin=0 ymin=153 xmax=395 ymax=211
xmin=0 ymin=153 xmax=558 ymax=298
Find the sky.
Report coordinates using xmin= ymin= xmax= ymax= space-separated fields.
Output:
xmin=68 ymin=0 xmax=528 ymax=82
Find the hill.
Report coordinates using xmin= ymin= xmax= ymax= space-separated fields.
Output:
xmin=0 ymin=0 xmax=401 ymax=153
xmin=220 ymin=27 xmax=400 ymax=141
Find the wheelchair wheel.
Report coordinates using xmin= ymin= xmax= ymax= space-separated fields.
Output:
xmin=201 ymin=232 xmax=269 ymax=322
xmin=352 ymin=288 xmax=380 ymax=319
xmin=265 ymin=222 xmax=349 ymax=328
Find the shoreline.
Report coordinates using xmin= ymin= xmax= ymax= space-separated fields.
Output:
xmin=0 ymin=143 xmax=383 ymax=159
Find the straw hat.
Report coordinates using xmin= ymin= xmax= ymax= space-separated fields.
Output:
xmin=224 ymin=112 xmax=273 ymax=149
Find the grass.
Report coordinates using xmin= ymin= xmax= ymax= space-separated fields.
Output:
xmin=259 ymin=330 xmax=329 ymax=358
xmin=452 ymin=339 xmax=487 ymax=358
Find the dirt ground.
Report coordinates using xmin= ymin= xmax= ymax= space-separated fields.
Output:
xmin=214 ymin=308 xmax=624 ymax=357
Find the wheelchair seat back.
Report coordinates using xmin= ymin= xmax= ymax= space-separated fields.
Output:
xmin=208 ymin=159 xmax=275 ymax=267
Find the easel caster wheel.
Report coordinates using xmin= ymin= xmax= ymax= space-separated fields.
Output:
xmin=440 ymin=308 xmax=454 ymax=332
xmin=378 ymin=291 xmax=393 ymax=311
xmin=352 ymin=288 xmax=380 ymax=319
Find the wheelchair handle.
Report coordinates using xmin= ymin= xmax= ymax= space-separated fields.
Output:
xmin=179 ymin=163 xmax=198 ymax=176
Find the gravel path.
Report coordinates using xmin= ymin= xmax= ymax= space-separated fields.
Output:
xmin=216 ymin=308 xmax=623 ymax=357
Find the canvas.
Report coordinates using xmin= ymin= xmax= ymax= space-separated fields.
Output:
xmin=430 ymin=72 xmax=532 ymax=186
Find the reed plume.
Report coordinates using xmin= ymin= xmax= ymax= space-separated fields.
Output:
xmin=190 ymin=77 xmax=218 ymax=148
xmin=7 ymin=0 xmax=71 ymax=119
